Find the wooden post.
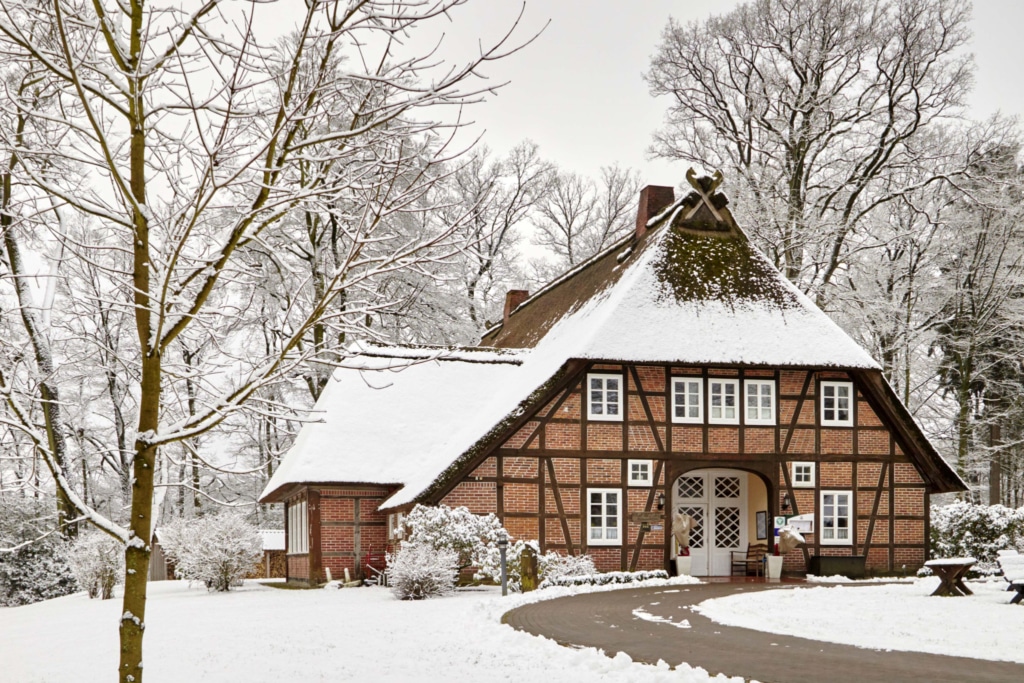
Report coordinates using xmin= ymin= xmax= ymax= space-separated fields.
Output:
xmin=520 ymin=545 xmax=539 ymax=592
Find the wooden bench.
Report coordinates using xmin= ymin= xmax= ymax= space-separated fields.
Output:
xmin=996 ymin=551 xmax=1024 ymax=605
xmin=731 ymin=543 xmax=768 ymax=577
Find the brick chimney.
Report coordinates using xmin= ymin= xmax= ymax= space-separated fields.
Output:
xmin=635 ymin=185 xmax=675 ymax=239
xmin=503 ymin=289 xmax=529 ymax=326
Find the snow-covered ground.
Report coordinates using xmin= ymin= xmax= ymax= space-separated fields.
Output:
xmin=8 ymin=576 xmax=1024 ymax=682
xmin=2 ymin=578 xmax=734 ymax=683
xmin=695 ymin=577 xmax=1024 ymax=663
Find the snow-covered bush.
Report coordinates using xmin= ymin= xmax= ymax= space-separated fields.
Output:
xmin=540 ymin=569 xmax=670 ymax=589
xmin=0 ymin=535 xmax=77 ymax=606
xmin=476 ymin=540 xmax=596 ymax=592
xmin=0 ymin=499 xmax=77 ymax=606
xmin=930 ymin=501 xmax=1024 ymax=564
xmin=159 ymin=513 xmax=262 ymax=592
xmin=66 ymin=532 xmax=124 ymax=599
xmin=402 ymin=504 xmax=503 ymax=571
xmin=386 ymin=543 xmax=458 ymax=600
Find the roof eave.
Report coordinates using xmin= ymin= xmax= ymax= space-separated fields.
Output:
xmin=851 ymin=369 xmax=967 ymax=494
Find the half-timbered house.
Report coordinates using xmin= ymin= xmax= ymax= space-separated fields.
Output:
xmin=259 ymin=174 xmax=964 ymax=584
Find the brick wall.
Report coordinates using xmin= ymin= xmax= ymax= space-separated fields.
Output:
xmin=415 ymin=363 xmax=936 ymax=576
xmin=312 ymin=486 xmax=394 ymax=584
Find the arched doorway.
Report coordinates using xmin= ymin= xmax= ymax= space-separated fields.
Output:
xmin=673 ymin=468 xmax=769 ymax=576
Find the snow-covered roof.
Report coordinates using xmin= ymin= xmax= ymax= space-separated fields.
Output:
xmin=261 ymin=348 xmax=549 ymax=506
xmin=481 ymin=188 xmax=879 ymax=370
xmin=260 ymin=529 xmax=285 ymax=551
xmin=262 ymin=179 xmax=893 ymax=507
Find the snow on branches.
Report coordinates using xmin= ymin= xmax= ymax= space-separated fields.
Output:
xmin=396 ymin=504 xmax=597 ymax=595
xmin=931 ymin=501 xmax=1024 ymax=565
xmin=158 ymin=514 xmax=262 ymax=592
xmin=386 ymin=544 xmax=459 ymax=601
xmin=66 ymin=533 xmax=125 ymax=600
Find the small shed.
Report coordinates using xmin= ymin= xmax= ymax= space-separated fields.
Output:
xmin=148 ymin=531 xmax=175 ymax=581
xmin=258 ymin=529 xmax=286 ymax=579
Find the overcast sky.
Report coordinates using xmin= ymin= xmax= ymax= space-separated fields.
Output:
xmin=419 ymin=0 xmax=1024 ymax=183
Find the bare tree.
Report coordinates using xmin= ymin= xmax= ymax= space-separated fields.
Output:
xmin=440 ymin=141 xmax=551 ymax=334
xmin=531 ymin=164 xmax=641 ymax=281
xmin=647 ymin=0 xmax=974 ymax=300
xmin=0 ymin=1 xmax=530 ymax=681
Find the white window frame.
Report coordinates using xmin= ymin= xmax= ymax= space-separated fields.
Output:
xmin=587 ymin=488 xmax=622 ymax=546
xmin=820 ymin=490 xmax=852 ymax=545
xmin=791 ymin=461 xmax=815 ymax=488
xmin=388 ymin=512 xmax=405 ymax=541
xmin=821 ymin=381 xmax=854 ymax=427
xmin=287 ymin=498 xmax=308 ymax=554
xmin=708 ymin=378 xmax=740 ymax=425
xmin=671 ymin=377 xmax=703 ymax=423
xmin=587 ymin=373 xmax=623 ymax=421
xmin=628 ymin=459 xmax=653 ymax=487
xmin=744 ymin=379 xmax=776 ymax=425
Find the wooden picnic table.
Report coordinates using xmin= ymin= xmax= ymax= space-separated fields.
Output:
xmin=924 ymin=557 xmax=975 ymax=597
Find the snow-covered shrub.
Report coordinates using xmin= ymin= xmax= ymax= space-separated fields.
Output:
xmin=66 ymin=532 xmax=125 ymax=599
xmin=476 ymin=540 xmax=596 ymax=592
xmin=159 ymin=513 xmax=262 ymax=592
xmin=0 ymin=535 xmax=77 ymax=606
xmin=540 ymin=569 xmax=670 ymax=589
xmin=930 ymin=501 xmax=1024 ymax=564
xmin=0 ymin=499 xmax=77 ymax=606
xmin=402 ymin=504 xmax=503 ymax=571
xmin=386 ymin=543 xmax=458 ymax=600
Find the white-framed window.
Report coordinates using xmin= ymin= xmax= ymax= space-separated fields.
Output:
xmin=821 ymin=381 xmax=854 ymax=427
xmin=628 ymin=459 xmax=653 ymax=486
xmin=387 ymin=512 xmax=405 ymax=541
xmin=744 ymin=379 xmax=775 ymax=424
xmin=820 ymin=490 xmax=852 ymax=545
xmin=287 ymin=498 xmax=308 ymax=554
xmin=791 ymin=461 xmax=815 ymax=488
xmin=587 ymin=488 xmax=621 ymax=545
xmin=708 ymin=378 xmax=739 ymax=424
xmin=671 ymin=377 xmax=703 ymax=423
xmin=587 ymin=373 xmax=623 ymax=421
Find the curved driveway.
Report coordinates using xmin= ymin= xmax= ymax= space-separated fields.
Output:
xmin=504 ymin=582 xmax=1024 ymax=683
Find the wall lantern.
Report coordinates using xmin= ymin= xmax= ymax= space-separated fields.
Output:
xmin=782 ymin=494 xmax=792 ymax=512
xmin=657 ymin=492 xmax=666 ymax=510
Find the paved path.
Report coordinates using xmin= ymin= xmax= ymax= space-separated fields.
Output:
xmin=504 ymin=582 xmax=1024 ymax=683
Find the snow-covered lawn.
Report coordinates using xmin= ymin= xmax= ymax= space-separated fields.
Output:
xmin=695 ymin=577 xmax=1024 ymax=662
xmin=2 ymin=578 xmax=734 ymax=683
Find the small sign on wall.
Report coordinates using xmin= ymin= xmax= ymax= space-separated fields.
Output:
xmin=630 ymin=511 xmax=663 ymax=524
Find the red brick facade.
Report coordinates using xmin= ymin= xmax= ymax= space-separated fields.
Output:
xmin=289 ymin=363 xmax=934 ymax=583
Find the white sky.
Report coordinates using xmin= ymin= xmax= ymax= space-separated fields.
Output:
xmin=409 ymin=0 xmax=1024 ymax=183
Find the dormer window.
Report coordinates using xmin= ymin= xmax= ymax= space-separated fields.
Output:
xmin=587 ymin=373 xmax=623 ymax=421
xmin=821 ymin=381 xmax=854 ymax=427
xmin=708 ymin=379 xmax=739 ymax=424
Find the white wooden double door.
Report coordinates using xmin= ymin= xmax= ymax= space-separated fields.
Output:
xmin=674 ymin=469 xmax=748 ymax=576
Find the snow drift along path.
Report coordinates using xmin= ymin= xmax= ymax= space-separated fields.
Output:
xmin=1 ymin=578 xmax=737 ymax=683
xmin=695 ymin=577 xmax=1024 ymax=663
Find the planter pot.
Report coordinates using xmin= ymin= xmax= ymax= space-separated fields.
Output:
xmin=675 ymin=556 xmax=692 ymax=576
xmin=766 ymin=555 xmax=783 ymax=579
